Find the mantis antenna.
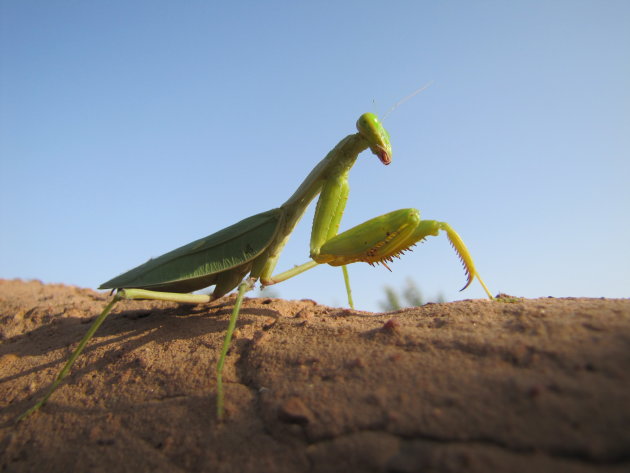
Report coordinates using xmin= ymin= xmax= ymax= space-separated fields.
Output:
xmin=382 ymin=81 xmax=434 ymax=121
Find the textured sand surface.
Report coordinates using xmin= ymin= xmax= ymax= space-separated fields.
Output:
xmin=1 ymin=279 xmax=629 ymax=472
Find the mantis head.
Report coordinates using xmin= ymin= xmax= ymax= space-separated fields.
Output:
xmin=356 ymin=113 xmax=392 ymax=165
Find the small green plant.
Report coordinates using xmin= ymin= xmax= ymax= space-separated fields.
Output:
xmin=379 ymin=278 xmax=445 ymax=311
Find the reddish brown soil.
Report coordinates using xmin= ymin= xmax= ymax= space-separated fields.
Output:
xmin=1 ymin=279 xmax=629 ymax=472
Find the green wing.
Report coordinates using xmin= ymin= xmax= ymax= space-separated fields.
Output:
xmin=99 ymin=208 xmax=281 ymax=293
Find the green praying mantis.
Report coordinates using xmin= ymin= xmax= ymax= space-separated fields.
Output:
xmin=18 ymin=112 xmax=493 ymax=422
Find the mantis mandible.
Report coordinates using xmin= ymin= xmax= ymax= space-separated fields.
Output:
xmin=18 ymin=113 xmax=493 ymax=421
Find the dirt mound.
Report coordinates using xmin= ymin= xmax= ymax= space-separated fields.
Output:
xmin=1 ymin=279 xmax=629 ymax=472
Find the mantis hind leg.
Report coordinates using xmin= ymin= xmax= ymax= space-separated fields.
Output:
xmin=17 ymin=293 xmax=123 ymax=422
xmin=17 ymin=289 xmax=212 ymax=422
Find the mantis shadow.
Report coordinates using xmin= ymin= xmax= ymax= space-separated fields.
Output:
xmin=1 ymin=298 xmax=281 ymax=419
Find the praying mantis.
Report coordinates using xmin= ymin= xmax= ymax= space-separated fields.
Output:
xmin=18 ymin=112 xmax=493 ymax=422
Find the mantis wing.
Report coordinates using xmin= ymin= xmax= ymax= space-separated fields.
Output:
xmin=99 ymin=208 xmax=282 ymax=293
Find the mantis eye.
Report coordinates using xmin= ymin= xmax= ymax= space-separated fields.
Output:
xmin=356 ymin=113 xmax=379 ymax=133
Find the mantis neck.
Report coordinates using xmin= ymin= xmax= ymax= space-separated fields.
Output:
xmin=253 ymin=132 xmax=369 ymax=283
xmin=280 ymin=133 xmax=368 ymax=226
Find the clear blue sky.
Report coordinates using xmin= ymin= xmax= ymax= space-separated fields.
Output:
xmin=1 ymin=1 xmax=628 ymax=311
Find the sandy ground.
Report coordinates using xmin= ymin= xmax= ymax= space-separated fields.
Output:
xmin=0 ymin=279 xmax=628 ymax=472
